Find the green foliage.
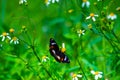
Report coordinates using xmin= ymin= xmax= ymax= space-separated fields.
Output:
xmin=0 ymin=0 xmax=120 ymax=80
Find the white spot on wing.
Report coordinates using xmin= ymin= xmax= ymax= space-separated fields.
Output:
xmin=52 ymin=50 xmax=56 ymax=54
xmin=64 ymin=56 xmax=67 ymax=61
xmin=56 ymin=55 xmax=60 ymax=60
xmin=51 ymin=42 xmax=56 ymax=45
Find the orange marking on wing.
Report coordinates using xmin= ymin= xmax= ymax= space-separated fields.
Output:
xmin=60 ymin=58 xmax=64 ymax=61
xmin=50 ymin=46 xmax=54 ymax=49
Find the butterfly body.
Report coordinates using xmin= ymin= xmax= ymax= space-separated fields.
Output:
xmin=49 ymin=38 xmax=70 ymax=63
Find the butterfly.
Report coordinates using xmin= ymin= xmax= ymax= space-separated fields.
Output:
xmin=49 ymin=38 xmax=70 ymax=63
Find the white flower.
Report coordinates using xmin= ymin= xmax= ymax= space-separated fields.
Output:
xmin=19 ymin=0 xmax=27 ymax=5
xmin=77 ymin=29 xmax=85 ymax=37
xmin=91 ymin=70 xmax=103 ymax=80
xmin=45 ymin=0 xmax=59 ymax=6
xmin=86 ymin=13 xmax=98 ymax=21
xmin=42 ymin=56 xmax=49 ymax=62
xmin=107 ymin=13 xmax=117 ymax=20
xmin=0 ymin=32 xmax=11 ymax=41
xmin=10 ymin=37 xmax=19 ymax=45
xmin=71 ymin=73 xmax=82 ymax=80
xmin=82 ymin=0 xmax=90 ymax=8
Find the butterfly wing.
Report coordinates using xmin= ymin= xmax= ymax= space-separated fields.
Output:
xmin=49 ymin=38 xmax=59 ymax=56
xmin=49 ymin=38 xmax=70 ymax=63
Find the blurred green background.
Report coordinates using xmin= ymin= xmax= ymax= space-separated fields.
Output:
xmin=0 ymin=0 xmax=120 ymax=80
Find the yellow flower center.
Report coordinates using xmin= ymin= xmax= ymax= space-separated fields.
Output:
xmin=90 ymin=13 xmax=95 ymax=17
xmin=88 ymin=24 xmax=92 ymax=29
xmin=110 ymin=13 xmax=114 ymax=16
xmin=42 ymin=56 xmax=47 ymax=59
xmin=22 ymin=26 xmax=26 ymax=29
xmin=83 ymin=0 xmax=87 ymax=2
xmin=12 ymin=37 xmax=17 ymax=41
xmin=94 ymin=72 xmax=99 ymax=75
xmin=45 ymin=0 xmax=48 ymax=3
xmin=68 ymin=9 xmax=74 ymax=13
xmin=2 ymin=32 xmax=7 ymax=36
xmin=9 ymin=28 xmax=14 ymax=33
xmin=77 ymin=30 xmax=83 ymax=34
xmin=61 ymin=48 xmax=66 ymax=53
xmin=72 ymin=74 xmax=77 ymax=78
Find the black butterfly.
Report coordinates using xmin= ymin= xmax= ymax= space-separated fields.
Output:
xmin=49 ymin=38 xmax=70 ymax=63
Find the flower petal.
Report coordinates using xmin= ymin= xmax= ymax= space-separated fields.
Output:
xmin=52 ymin=0 xmax=55 ymax=3
xmin=10 ymin=40 xmax=13 ymax=43
xmin=2 ymin=36 xmax=5 ymax=41
xmin=86 ymin=1 xmax=90 ymax=8
xmin=74 ymin=77 xmax=78 ymax=80
xmin=92 ymin=17 xmax=96 ymax=21
xmin=7 ymin=36 xmax=11 ymax=40
xmin=91 ymin=70 xmax=95 ymax=74
xmin=107 ymin=15 xmax=111 ymax=19
xmin=56 ymin=0 xmax=59 ymax=2
xmin=77 ymin=74 xmax=82 ymax=77
xmin=98 ymin=74 xmax=102 ymax=78
xmin=95 ymin=75 xmax=99 ymax=80
xmin=86 ymin=16 xmax=91 ymax=20
xmin=95 ymin=15 xmax=99 ymax=17
xmin=82 ymin=3 xmax=85 ymax=8
xmin=16 ymin=41 xmax=19 ymax=44
xmin=14 ymin=41 xmax=16 ymax=44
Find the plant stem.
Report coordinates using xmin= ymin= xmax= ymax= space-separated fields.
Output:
xmin=31 ymin=45 xmax=41 ymax=62
xmin=31 ymin=45 xmax=54 ymax=80
xmin=78 ymin=37 xmax=88 ymax=80
xmin=78 ymin=60 xmax=88 ymax=80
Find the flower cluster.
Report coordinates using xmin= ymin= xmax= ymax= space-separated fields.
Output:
xmin=81 ymin=0 xmax=117 ymax=21
xmin=45 ymin=0 xmax=59 ymax=6
xmin=70 ymin=70 xmax=103 ymax=80
xmin=0 ymin=28 xmax=19 ymax=45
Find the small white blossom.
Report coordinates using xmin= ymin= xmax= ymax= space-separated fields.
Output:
xmin=19 ymin=0 xmax=27 ymax=5
xmin=91 ymin=70 xmax=103 ymax=80
xmin=71 ymin=73 xmax=82 ymax=80
xmin=10 ymin=37 xmax=19 ymax=45
xmin=45 ymin=0 xmax=59 ymax=6
xmin=0 ymin=32 xmax=11 ymax=41
xmin=107 ymin=13 xmax=117 ymax=20
xmin=82 ymin=0 xmax=90 ymax=8
xmin=86 ymin=13 xmax=98 ymax=21
xmin=77 ymin=29 xmax=85 ymax=37
xmin=42 ymin=56 xmax=49 ymax=62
